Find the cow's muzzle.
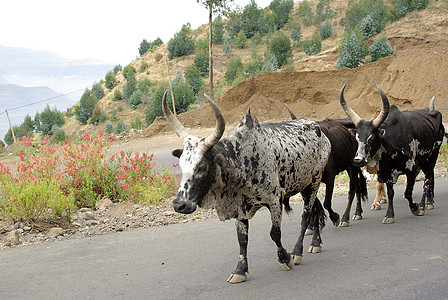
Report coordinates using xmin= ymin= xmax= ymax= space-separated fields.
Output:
xmin=172 ymin=196 xmax=197 ymax=214
xmin=353 ymin=158 xmax=367 ymax=168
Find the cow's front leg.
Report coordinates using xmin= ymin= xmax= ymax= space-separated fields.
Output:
xmin=292 ymin=189 xmax=313 ymax=265
xmin=227 ymin=219 xmax=249 ymax=284
xmin=269 ymin=203 xmax=294 ymax=271
xmin=383 ymin=183 xmax=395 ymax=224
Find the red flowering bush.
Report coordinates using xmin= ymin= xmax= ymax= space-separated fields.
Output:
xmin=0 ymin=132 xmax=178 ymax=223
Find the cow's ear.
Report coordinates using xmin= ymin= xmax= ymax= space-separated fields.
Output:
xmin=172 ymin=149 xmax=183 ymax=158
xmin=380 ymin=129 xmax=386 ymax=137
xmin=348 ymin=128 xmax=357 ymax=136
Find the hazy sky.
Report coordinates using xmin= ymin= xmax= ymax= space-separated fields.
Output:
xmin=1 ymin=0 xmax=273 ymax=66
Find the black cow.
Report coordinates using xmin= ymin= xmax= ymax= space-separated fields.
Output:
xmin=162 ymin=92 xmax=331 ymax=283
xmin=339 ymin=84 xmax=445 ymax=223
xmin=285 ymin=105 xmax=368 ymax=227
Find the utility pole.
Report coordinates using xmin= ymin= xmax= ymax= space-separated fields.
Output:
xmin=5 ymin=109 xmax=16 ymax=143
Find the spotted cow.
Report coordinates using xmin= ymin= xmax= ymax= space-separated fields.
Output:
xmin=163 ymin=92 xmax=331 ymax=283
xmin=339 ymin=84 xmax=445 ymax=223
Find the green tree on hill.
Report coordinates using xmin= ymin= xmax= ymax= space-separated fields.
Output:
xmin=167 ymin=23 xmax=196 ymax=59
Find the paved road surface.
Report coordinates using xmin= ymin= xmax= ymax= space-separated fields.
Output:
xmin=1 ymin=177 xmax=448 ymax=299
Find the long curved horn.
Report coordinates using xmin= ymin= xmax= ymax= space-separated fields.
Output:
xmin=284 ymin=104 xmax=297 ymax=120
xmin=162 ymin=91 xmax=188 ymax=140
xmin=339 ymin=84 xmax=361 ymax=126
xmin=203 ymin=94 xmax=225 ymax=148
xmin=372 ymin=85 xmax=390 ymax=128
xmin=429 ymin=96 xmax=435 ymax=111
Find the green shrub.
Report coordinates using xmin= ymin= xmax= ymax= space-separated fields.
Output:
xmin=113 ymin=64 xmax=122 ymax=74
xmin=360 ymin=14 xmax=378 ymax=38
xmin=290 ymin=24 xmax=302 ymax=47
xmin=105 ymin=71 xmax=117 ymax=90
xmin=123 ymin=72 xmax=137 ymax=101
xmin=123 ymin=65 xmax=137 ymax=80
xmin=196 ymin=38 xmax=209 ymax=52
xmin=113 ymin=89 xmax=123 ymax=101
xmin=184 ymin=64 xmax=203 ymax=95
xmin=51 ymin=127 xmax=66 ymax=144
xmin=224 ymin=37 xmax=233 ymax=57
xmin=315 ymin=0 xmax=335 ymax=25
xmin=319 ymin=20 xmax=333 ymax=40
xmin=131 ymin=117 xmax=144 ymax=130
xmin=128 ymin=90 xmax=143 ymax=109
xmin=269 ymin=0 xmax=294 ymax=29
xmin=115 ymin=121 xmax=128 ymax=134
xmin=155 ymin=53 xmax=163 ymax=62
xmin=368 ymin=35 xmax=395 ymax=62
xmin=89 ymin=106 xmax=105 ymax=125
xmin=225 ymin=56 xmax=244 ymax=84
xmin=236 ymin=30 xmax=247 ymax=49
xmin=91 ymin=82 xmax=105 ymax=99
xmin=194 ymin=50 xmax=209 ymax=78
xmin=242 ymin=0 xmax=262 ymax=38
xmin=335 ymin=29 xmax=366 ymax=69
xmin=298 ymin=0 xmax=315 ymax=27
xmin=75 ymin=89 xmax=98 ymax=125
xmin=302 ymin=31 xmax=322 ymax=55
xmin=213 ymin=16 xmax=225 ymax=44
xmin=167 ymin=23 xmax=195 ymax=59
xmin=262 ymin=55 xmax=279 ymax=72
xmin=267 ymin=31 xmax=292 ymax=67
xmin=105 ymin=121 xmax=113 ymax=134
xmin=35 ymin=105 xmax=65 ymax=135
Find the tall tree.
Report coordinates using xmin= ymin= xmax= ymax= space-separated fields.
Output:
xmin=196 ymin=0 xmax=233 ymax=99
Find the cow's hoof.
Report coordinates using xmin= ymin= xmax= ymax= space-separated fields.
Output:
xmin=418 ymin=209 xmax=425 ymax=216
xmin=305 ymin=229 xmax=314 ymax=236
xmin=279 ymin=255 xmax=294 ymax=271
xmin=371 ymin=203 xmax=381 ymax=210
xmin=411 ymin=208 xmax=421 ymax=216
xmin=380 ymin=198 xmax=387 ymax=204
xmin=382 ymin=217 xmax=395 ymax=224
xmin=308 ymin=246 xmax=322 ymax=254
xmin=293 ymin=255 xmax=303 ymax=265
xmin=227 ymin=273 xmax=247 ymax=284
xmin=426 ymin=203 xmax=434 ymax=210
xmin=332 ymin=217 xmax=340 ymax=227
xmin=339 ymin=221 xmax=349 ymax=227
xmin=352 ymin=215 xmax=362 ymax=221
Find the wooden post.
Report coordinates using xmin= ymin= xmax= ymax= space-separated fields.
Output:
xmin=165 ymin=56 xmax=176 ymax=115
xmin=208 ymin=4 xmax=214 ymax=100
xmin=5 ymin=109 xmax=16 ymax=143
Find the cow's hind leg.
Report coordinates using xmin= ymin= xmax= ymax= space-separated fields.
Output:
xmin=404 ymin=173 xmax=423 ymax=216
xmin=323 ymin=179 xmax=340 ymax=227
xmin=268 ymin=202 xmax=294 ymax=271
xmin=421 ymin=153 xmax=438 ymax=210
xmin=308 ymin=198 xmax=325 ymax=254
xmin=227 ymin=219 xmax=249 ymax=284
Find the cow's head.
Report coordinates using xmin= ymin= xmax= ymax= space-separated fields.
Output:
xmin=339 ymin=84 xmax=390 ymax=167
xmin=162 ymin=92 xmax=225 ymax=214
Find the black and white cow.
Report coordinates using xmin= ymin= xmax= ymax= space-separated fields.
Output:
xmin=339 ymin=84 xmax=445 ymax=223
xmin=162 ymin=92 xmax=331 ymax=283
xmin=285 ymin=105 xmax=368 ymax=227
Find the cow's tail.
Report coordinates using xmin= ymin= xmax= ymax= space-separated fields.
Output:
xmin=312 ymin=198 xmax=326 ymax=230
xmin=357 ymin=168 xmax=368 ymax=202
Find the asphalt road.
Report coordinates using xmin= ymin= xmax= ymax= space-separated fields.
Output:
xmin=1 ymin=177 xmax=448 ymax=300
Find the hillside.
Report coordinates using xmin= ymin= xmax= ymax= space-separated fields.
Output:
xmin=62 ymin=0 xmax=448 ymax=140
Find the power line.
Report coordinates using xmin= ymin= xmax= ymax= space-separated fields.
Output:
xmin=0 ymin=88 xmax=85 ymax=116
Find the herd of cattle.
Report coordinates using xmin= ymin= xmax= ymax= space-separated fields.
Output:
xmin=161 ymin=84 xmax=445 ymax=284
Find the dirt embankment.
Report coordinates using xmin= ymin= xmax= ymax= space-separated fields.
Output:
xmin=146 ymin=37 xmax=448 ymax=138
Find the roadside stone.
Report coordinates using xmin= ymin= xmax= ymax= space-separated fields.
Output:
xmin=4 ymin=230 xmax=21 ymax=246
xmin=85 ymin=220 xmax=99 ymax=226
xmin=46 ymin=228 xmax=64 ymax=239
xmin=96 ymin=198 xmax=113 ymax=210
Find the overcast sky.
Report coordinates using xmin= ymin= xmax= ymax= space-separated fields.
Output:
xmin=1 ymin=0 xmax=273 ymax=66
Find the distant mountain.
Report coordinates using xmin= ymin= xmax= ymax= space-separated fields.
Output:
xmin=0 ymin=45 xmax=114 ymax=101
xmin=0 ymin=84 xmax=76 ymax=142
